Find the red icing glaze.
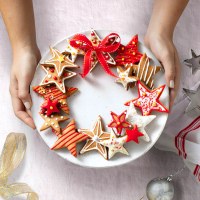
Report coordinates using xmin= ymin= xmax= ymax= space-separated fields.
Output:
xmin=69 ymin=32 xmax=121 ymax=77
xmin=108 ymin=110 xmax=131 ymax=136
xmin=41 ymin=98 xmax=60 ymax=116
xmin=115 ymin=35 xmax=142 ymax=66
xmin=126 ymin=125 xmax=144 ymax=143
xmin=125 ymin=81 xmax=169 ymax=116
xmin=33 ymin=85 xmax=78 ymax=114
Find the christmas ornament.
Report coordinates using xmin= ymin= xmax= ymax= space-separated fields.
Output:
xmin=115 ymin=34 xmax=142 ymax=66
xmin=69 ymin=31 xmax=121 ymax=77
xmin=116 ymin=66 xmax=138 ymax=90
xmin=79 ymin=116 xmax=111 ymax=159
xmin=108 ymin=110 xmax=132 ymax=136
xmin=127 ymin=53 xmax=162 ymax=89
xmin=51 ymin=120 xmax=88 ymax=157
xmin=43 ymin=47 xmax=79 ymax=76
xmin=146 ymin=166 xmax=185 ymax=200
xmin=126 ymin=103 xmax=156 ymax=142
xmin=184 ymin=49 xmax=200 ymax=74
xmin=100 ymin=129 xmax=128 ymax=159
xmin=183 ymin=86 xmax=200 ymax=114
xmin=40 ymin=65 xmax=76 ymax=93
xmin=146 ymin=178 xmax=174 ymax=200
xmin=125 ymin=81 xmax=168 ymax=116
xmin=0 ymin=133 xmax=38 ymax=199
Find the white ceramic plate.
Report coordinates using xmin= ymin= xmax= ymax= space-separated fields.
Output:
xmin=31 ymin=30 xmax=169 ymax=168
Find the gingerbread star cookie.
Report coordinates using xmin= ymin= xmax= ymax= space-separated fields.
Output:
xmin=115 ymin=34 xmax=143 ymax=66
xmin=43 ymin=47 xmax=79 ymax=76
xmin=40 ymin=113 xmax=68 ymax=134
xmin=63 ymin=39 xmax=85 ymax=62
xmin=116 ymin=66 xmax=138 ymax=90
xmin=40 ymin=65 xmax=76 ymax=93
xmin=108 ymin=111 xmax=132 ymax=136
xmin=100 ymin=129 xmax=128 ymax=159
xmin=126 ymin=103 xmax=156 ymax=142
xmin=33 ymin=85 xmax=78 ymax=114
xmin=87 ymin=29 xmax=117 ymax=72
xmin=51 ymin=120 xmax=88 ymax=157
xmin=78 ymin=116 xmax=110 ymax=159
xmin=127 ymin=54 xmax=161 ymax=89
xmin=125 ymin=81 xmax=168 ymax=116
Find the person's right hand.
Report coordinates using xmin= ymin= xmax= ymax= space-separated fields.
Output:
xmin=9 ymin=45 xmax=41 ymax=129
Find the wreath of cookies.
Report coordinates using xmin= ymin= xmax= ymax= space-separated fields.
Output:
xmin=33 ymin=29 xmax=169 ymax=160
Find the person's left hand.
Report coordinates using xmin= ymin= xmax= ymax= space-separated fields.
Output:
xmin=9 ymin=45 xmax=41 ymax=129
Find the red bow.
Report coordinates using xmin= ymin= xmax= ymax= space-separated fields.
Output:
xmin=69 ymin=33 xmax=121 ymax=77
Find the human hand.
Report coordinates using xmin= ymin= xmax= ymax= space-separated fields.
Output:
xmin=10 ymin=46 xmax=41 ymax=129
xmin=144 ymin=33 xmax=181 ymax=110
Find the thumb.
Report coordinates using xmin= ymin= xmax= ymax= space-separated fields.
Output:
xmin=18 ymin=79 xmax=32 ymax=110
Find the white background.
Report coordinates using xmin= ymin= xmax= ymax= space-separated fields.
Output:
xmin=0 ymin=0 xmax=199 ymax=199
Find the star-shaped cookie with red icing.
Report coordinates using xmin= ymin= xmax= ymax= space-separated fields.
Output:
xmin=40 ymin=65 xmax=76 ymax=93
xmin=108 ymin=111 xmax=132 ymax=136
xmin=125 ymin=125 xmax=144 ymax=144
xmin=125 ymin=81 xmax=169 ymax=116
xmin=33 ymin=85 xmax=78 ymax=115
xmin=51 ymin=120 xmax=88 ymax=157
xmin=115 ymin=35 xmax=143 ymax=66
xmin=43 ymin=47 xmax=79 ymax=76
xmin=85 ymin=29 xmax=117 ymax=72
xmin=41 ymin=98 xmax=59 ymax=116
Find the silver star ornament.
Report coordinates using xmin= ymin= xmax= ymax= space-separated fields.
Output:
xmin=184 ymin=49 xmax=200 ymax=74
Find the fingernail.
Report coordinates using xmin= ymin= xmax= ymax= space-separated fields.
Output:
xmin=24 ymin=102 xmax=31 ymax=110
xmin=169 ymin=80 xmax=174 ymax=88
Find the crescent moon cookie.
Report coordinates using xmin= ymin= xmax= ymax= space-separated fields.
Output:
xmin=100 ymin=129 xmax=128 ymax=159
xmin=125 ymin=103 xmax=156 ymax=142
xmin=43 ymin=47 xmax=79 ymax=76
xmin=33 ymin=85 xmax=78 ymax=115
xmin=115 ymin=34 xmax=143 ymax=66
xmin=127 ymin=53 xmax=162 ymax=89
xmin=108 ymin=111 xmax=132 ymax=136
xmin=51 ymin=120 xmax=88 ymax=157
xmin=116 ymin=66 xmax=138 ymax=90
xmin=40 ymin=113 xmax=68 ymax=134
xmin=40 ymin=65 xmax=76 ymax=93
xmin=125 ymin=81 xmax=169 ymax=116
xmin=78 ymin=116 xmax=111 ymax=159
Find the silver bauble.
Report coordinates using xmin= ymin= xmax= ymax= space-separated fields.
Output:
xmin=146 ymin=178 xmax=174 ymax=200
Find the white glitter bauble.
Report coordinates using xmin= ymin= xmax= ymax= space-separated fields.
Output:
xmin=146 ymin=178 xmax=174 ymax=200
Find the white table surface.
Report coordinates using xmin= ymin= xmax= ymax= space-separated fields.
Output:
xmin=0 ymin=0 xmax=199 ymax=199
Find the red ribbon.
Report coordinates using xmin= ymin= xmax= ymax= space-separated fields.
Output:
xmin=69 ymin=33 xmax=121 ymax=78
